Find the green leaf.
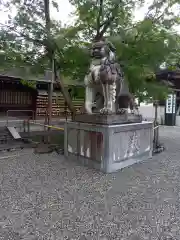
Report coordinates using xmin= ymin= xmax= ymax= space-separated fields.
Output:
xmin=0 ymin=0 xmax=179 ymax=101
xmin=51 ymin=0 xmax=59 ymax=11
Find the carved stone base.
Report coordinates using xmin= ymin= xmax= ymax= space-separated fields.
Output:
xmin=64 ymin=121 xmax=153 ymax=173
xmin=74 ymin=113 xmax=142 ymax=125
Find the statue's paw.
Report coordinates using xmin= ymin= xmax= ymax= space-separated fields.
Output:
xmin=106 ymin=109 xmax=113 ymax=114
xmin=100 ymin=108 xmax=113 ymax=115
xmin=117 ymin=108 xmax=127 ymax=114
xmin=100 ymin=108 xmax=108 ymax=114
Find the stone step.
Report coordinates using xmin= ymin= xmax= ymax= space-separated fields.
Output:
xmin=0 ymin=127 xmax=34 ymax=151
xmin=7 ymin=127 xmax=21 ymax=139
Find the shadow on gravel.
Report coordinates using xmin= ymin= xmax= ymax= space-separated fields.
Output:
xmin=32 ymin=133 xmax=64 ymax=155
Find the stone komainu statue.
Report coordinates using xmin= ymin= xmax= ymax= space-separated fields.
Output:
xmin=84 ymin=38 xmax=139 ymax=115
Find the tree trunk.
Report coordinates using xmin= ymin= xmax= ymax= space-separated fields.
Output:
xmin=55 ymin=69 xmax=76 ymax=120
xmin=44 ymin=0 xmax=75 ymax=122
xmin=47 ymin=58 xmax=54 ymax=126
xmin=44 ymin=0 xmax=53 ymax=126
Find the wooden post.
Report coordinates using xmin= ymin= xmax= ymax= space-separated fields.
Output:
xmin=47 ymin=59 xmax=54 ymax=126
xmin=153 ymin=100 xmax=159 ymax=149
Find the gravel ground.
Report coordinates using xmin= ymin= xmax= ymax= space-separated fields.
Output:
xmin=0 ymin=126 xmax=180 ymax=239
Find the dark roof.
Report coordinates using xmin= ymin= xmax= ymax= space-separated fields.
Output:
xmin=156 ymin=69 xmax=180 ymax=80
xmin=0 ymin=68 xmax=84 ymax=86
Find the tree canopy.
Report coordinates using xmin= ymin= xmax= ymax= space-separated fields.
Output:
xmin=0 ymin=0 xmax=180 ymax=100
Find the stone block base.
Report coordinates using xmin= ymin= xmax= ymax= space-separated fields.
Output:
xmin=64 ymin=121 xmax=153 ymax=173
xmin=74 ymin=113 xmax=142 ymax=125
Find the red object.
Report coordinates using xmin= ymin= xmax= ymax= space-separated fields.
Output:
xmin=89 ymin=131 xmax=103 ymax=149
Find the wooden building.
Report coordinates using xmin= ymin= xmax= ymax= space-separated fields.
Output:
xmin=3 ymin=67 xmax=179 ymax=121
xmin=0 ymin=70 xmax=84 ymax=119
xmin=155 ymin=68 xmax=180 ymax=125
xmin=156 ymin=68 xmax=180 ymax=104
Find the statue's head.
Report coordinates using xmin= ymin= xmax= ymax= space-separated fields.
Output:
xmin=90 ymin=40 xmax=110 ymax=59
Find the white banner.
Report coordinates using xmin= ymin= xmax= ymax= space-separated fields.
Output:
xmin=166 ymin=94 xmax=173 ymax=114
xmin=172 ymin=94 xmax=176 ymax=114
xmin=166 ymin=94 xmax=176 ymax=114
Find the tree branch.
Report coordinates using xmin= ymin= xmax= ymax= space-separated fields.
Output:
xmin=0 ymin=23 xmax=45 ymax=46
xmin=54 ymin=59 xmax=76 ymax=119
xmin=44 ymin=0 xmax=53 ymax=57
xmin=44 ymin=0 xmax=51 ymax=33
xmin=98 ymin=15 xmax=116 ymax=39
xmin=94 ymin=1 xmax=123 ymax=40
xmin=96 ymin=0 xmax=104 ymax=36
xmin=144 ymin=0 xmax=170 ymax=24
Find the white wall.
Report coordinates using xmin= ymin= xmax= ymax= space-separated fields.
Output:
xmin=139 ymin=103 xmax=165 ymax=124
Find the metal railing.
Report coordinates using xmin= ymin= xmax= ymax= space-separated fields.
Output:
xmin=153 ymin=121 xmax=165 ymax=154
xmin=23 ymin=120 xmax=64 ymax=145
xmin=27 ymin=121 xmax=64 ymax=131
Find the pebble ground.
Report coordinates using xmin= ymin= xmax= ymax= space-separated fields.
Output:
xmin=0 ymin=126 xmax=180 ymax=239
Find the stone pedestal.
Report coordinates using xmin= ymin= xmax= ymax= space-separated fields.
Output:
xmin=64 ymin=120 xmax=153 ymax=173
xmin=74 ymin=113 xmax=142 ymax=125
